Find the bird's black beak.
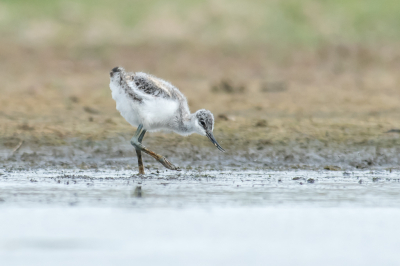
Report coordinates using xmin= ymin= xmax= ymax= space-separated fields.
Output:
xmin=206 ymin=132 xmax=225 ymax=152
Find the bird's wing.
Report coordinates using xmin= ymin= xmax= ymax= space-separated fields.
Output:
xmin=130 ymin=72 xmax=178 ymax=99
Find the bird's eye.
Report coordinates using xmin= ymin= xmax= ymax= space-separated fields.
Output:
xmin=200 ymin=121 xmax=206 ymax=127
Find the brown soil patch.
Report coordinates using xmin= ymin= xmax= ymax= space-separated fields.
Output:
xmin=1 ymin=43 xmax=400 ymax=152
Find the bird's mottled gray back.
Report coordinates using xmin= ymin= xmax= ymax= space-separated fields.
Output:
xmin=133 ymin=72 xmax=192 ymax=124
xmin=133 ymin=73 xmax=170 ymax=98
xmin=133 ymin=72 xmax=184 ymax=101
xmin=110 ymin=67 xmax=186 ymax=102
xmin=196 ymin=109 xmax=214 ymax=131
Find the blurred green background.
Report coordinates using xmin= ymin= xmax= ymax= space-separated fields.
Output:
xmin=1 ymin=0 xmax=400 ymax=49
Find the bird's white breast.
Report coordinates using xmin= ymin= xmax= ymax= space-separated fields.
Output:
xmin=110 ymin=81 xmax=179 ymax=131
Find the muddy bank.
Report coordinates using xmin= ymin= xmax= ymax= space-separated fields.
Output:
xmin=1 ymin=134 xmax=400 ymax=171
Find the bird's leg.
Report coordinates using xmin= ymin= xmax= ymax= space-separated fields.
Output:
xmin=130 ymin=125 xmax=179 ymax=171
xmin=135 ymin=149 xmax=144 ymax=175
xmin=132 ymin=125 xmax=145 ymax=174
xmin=135 ymin=129 xmax=146 ymax=173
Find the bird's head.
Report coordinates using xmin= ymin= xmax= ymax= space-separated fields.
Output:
xmin=193 ymin=109 xmax=225 ymax=152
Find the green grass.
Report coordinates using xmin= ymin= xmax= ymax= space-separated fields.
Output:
xmin=1 ymin=0 xmax=400 ymax=48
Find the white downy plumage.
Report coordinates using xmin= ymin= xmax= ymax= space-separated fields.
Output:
xmin=109 ymin=66 xmax=225 ymax=152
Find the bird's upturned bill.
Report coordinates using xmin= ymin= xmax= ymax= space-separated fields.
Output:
xmin=206 ymin=132 xmax=225 ymax=152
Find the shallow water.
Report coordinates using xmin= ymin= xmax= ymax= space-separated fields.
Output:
xmin=1 ymin=169 xmax=400 ymax=265
xmin=1 ymin=169 xmax=400 ymax=208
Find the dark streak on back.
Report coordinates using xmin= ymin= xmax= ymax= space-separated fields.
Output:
xmin=133 ymin=75 xmax=171 ymax=98
xmin=119 ymin=73 xmax=143 ymax=103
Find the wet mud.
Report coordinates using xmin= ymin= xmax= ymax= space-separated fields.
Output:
xmin=1 ymin=135 xmax=400 ymax=171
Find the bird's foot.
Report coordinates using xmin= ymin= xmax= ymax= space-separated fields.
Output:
xmin=157 ymin=156 xmax=180 ymax=171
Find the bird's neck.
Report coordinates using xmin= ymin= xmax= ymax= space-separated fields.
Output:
xmin=177 ymin=113 xmax=197 ymax=136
